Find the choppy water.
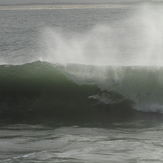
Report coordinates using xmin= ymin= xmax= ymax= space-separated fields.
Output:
xmin=1 ymin=2 xmax=163 ymax=162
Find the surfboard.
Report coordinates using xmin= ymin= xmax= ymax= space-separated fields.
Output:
xmin=88 ymin=94 xmax=100 ymax=100
xmin=88 ymin=93 xmax=124 ymax=104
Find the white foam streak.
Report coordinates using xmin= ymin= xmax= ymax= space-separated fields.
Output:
xmin=134 ymin=103 xmax=163 ymax=113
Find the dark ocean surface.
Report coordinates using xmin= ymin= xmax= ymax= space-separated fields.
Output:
xmin=1 ymin=3 xmax=163 ymax=162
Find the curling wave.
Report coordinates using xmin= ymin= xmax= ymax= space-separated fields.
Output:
xmin=0 ymin=61 xmax=163 ymax=121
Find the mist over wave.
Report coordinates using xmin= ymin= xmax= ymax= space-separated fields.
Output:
xmin=35 ymin=3 xmax=163 ymax=113
xmin=1 ymin=3 xmax=163 ymax=118
xmin=40 ymin=3 xmax=163 ymax=66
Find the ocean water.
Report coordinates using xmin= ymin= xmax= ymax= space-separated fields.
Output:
xmin=1 ymin=3 xmax=163 ymax=163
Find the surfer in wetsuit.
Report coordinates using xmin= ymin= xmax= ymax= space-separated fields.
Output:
xmin=94 ymin=88 xmax=112 ymax=97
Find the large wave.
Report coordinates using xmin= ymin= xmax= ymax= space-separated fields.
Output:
xmin=0 ymin=61 xmax=163 ymax=121
xmin=1 ymin=3 xmax=163 ymax=121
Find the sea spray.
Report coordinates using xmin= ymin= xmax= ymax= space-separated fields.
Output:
xmin=39 ymin=3 xmax=163 ymax=113
xmin=40 ymin=3 xmax=163 ymax=67
xmin=40 ymin=25 xmax=118 ymax=66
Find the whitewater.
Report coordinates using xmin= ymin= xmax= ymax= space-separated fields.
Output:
xmin=1 ymin=2 xmax=163 ymax=163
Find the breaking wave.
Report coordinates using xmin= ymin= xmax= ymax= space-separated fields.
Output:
xmin=1 ymin=3 xmax=163 ymax=122
xmin=0 ymin=61 xmax=163 ymax=122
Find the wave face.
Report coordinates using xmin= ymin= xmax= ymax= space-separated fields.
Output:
xmin=0 ymin=61 xmax=163 ymax=122
xmin=0 ymin=61 xmax=99 ymax=121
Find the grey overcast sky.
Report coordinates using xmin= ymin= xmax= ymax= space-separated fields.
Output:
xmin=0 ymin=0 xmax=161 ymax=5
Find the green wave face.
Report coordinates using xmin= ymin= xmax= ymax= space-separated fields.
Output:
xmin=1 ymin=61 xmax=163 ymax=121
xmin=0 ymin=61 xmax=99 ymax=120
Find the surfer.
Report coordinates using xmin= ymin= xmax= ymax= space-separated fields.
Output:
xmin=88 ymin=88 xmax=125 ymax=105
xmin=94 ymin=88 xmax=112 ymax=97
xmin=88 ymin=89 xmax=115 ymax=105
xmin=88 ymin=89 xmax=112 ymax=100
